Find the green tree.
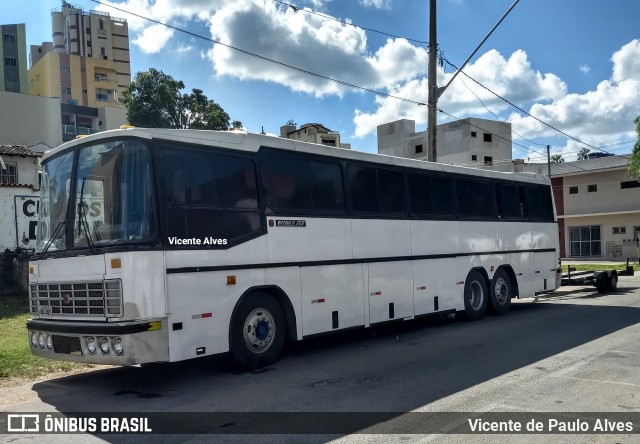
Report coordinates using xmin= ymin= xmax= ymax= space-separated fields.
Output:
xmin=121 ymin=69 xmax=239 ymax=130
xmin=629 ymin=116 xmax=640 ymax=178
xmin=577 ymin=147 xmax=591 ymax=161
xmin=550 ymin=154 xmax=564 ymax=164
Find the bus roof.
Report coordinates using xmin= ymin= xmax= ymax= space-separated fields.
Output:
xmin=41 ymin=127 xmax=550 ymax=186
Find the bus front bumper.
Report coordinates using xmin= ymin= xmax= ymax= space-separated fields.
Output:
xmin=27 ymin=318 xmax=169 ymax=365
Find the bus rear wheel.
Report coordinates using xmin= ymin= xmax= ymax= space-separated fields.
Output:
xmin=489 ymin=268 xmax=513 ymax=315
xmin=457 ymin=270 xmax=488 ymax=321
xmin=230 ymin=292 xmax=285 ymax=370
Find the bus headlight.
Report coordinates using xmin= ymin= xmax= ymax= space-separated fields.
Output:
xmin=86 ymin=337 xmax=97 ymax=354
xmin=99 ymin=337 xmax=110 ymax=354
xmin=113 ymin=337 xmax=124 ymax=355
xmin=38 ymin=333 xmax=45 ymax=348
xmin=46 ymin=335 xmax=53 ymax=350
xmin=30 ymin=332 xmax=38 ymax=347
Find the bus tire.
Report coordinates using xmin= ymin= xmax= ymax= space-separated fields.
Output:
xmin=489 ymin=268 xmax=513 ymax=315
xmin=457 ymin=270 xmax=488 ymax=321
xmin=606 ymin=270 xmax=618 ymax=293
xmin=230 ymin=292 xmax=285 ymax=370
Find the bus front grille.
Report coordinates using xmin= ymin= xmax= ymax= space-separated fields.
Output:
xmin=30 ymin=280 xmax=123 ymax=318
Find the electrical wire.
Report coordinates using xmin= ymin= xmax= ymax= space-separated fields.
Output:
xmin=273 ymin=0 xmax=429 ymax=45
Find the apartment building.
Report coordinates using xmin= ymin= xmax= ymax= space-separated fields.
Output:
xmin=1 ymin=23 xmax=28 ymax=94
xmin=377 ymin=117 xmax=512 ymax=167
xmin=280 ymin=122 xmax=351 ymax=149
xmin=28 ymin=1 xmax=130 ymax=142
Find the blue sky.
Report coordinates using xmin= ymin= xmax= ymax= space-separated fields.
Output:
xmin=4 ymin=0 xmax=640 ymax=162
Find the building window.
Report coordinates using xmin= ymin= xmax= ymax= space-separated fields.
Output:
xmin=483 ymin=133 xmax=492 ymax=142
xmin=569 ymin=186 xmax=578 ymax=194
xmin=96 ymin=88 xmax=111 ymax=101
xmin=634 ymin=226 xmax=640 ymax=241
xmin=621 ymin=180 xmax=640 ymax=189
xmin=471 ymin=131 xmax=477 ymax=138
xmin=612 ymin=227 xmax=626 ymax=235
xmin=61 ymin=86 xmax=72 ymax=96
xmin=569 ymin=225 xmax=601 ymax=257
xmin=60 ymin=65 xmax=70 ymax=74
xmin=95 ymin=73 xmax=108 ymax=81
xmin=3 ymin=33 xmax=16 ymax=43
xmin=4 ymin=57 xmax=17 ymax=66
xmin=0 ymin=161 xmax=18 ymax=184
xmin=415 ymin=144 xmax=423 ymax=154
xmin=471 ymin=155 xmax=477 ymax=161
xmin=484 ymin=156 xmax=493 ymax=165
xmin=320 ymin=138 xmax=336 ymax=147
xmin=588 ymin=184 xmax=597 ymax=192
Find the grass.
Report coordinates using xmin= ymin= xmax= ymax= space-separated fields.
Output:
xmin=561 ymin=262 xmax=640 ymax=273
xmin=0 ymin=293 xmax=93 ymax=381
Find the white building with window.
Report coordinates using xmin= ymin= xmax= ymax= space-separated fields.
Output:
xmin=0 ymin=144 xmax=42 ymax=251
xmin=377 ymin=117 xmax=512 ymax=167
xmin=280 ymin=122 xmax=351 ymax=149
xmin=551 ymin=156 xmax=640 ymax=260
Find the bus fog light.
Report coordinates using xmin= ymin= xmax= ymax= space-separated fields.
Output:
xmin=38 ymin=333 xmax=45 ymax=348
xmin=86 ymin=337 xmax=97 ymax=354
xmin=46 ymin=335 xmax=53 ymax=350
xmin=113 ymin=337 xmax=124 ymax=355
xmin=30 ymin=332 xmax=38 ymax=347
xmin=99 ymin=337 xmax=110 ymax=354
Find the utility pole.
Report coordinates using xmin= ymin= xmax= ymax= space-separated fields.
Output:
xmin=427 ymin=0 xmax=438 ymax=162
xmin=547 ymin=145 xmax=551 ymax=177
xmin=426 ymin=0 xmax=521 ymax=164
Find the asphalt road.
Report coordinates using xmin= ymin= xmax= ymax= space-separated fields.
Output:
xmin=2 ymin=275 xmax=640 ymax=444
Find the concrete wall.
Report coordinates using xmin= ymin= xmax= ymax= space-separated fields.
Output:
xmin=562 ymin=169 xmax=640 ymax=215
xmin=98 ymin=105 xmax=128 ymax=131
xmin=0 ymin=186 xmax=40 ymax=251
xmin=0 ymin=90 xmax=63 ymax=150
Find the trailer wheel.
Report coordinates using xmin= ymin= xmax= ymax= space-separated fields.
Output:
xmin=606 ymin=271 xmax=618 ymax=293
xmin=230 ymin=292 xmax=285 ymax=369
xmin=489 ymin=268 xmax=512 ymax=315
xmin=595 ymin=273 xmax=608 ymax=294
xmin=457 ymin=270 xmax=488 ymax=321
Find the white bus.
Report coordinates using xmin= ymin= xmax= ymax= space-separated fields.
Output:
xmin=28 ymin=128 xmax=560 ymax=369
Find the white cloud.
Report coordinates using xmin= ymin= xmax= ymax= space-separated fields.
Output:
xmin=359 ymin=0 xmax=391 ymax=9
xmin=353 ymin=49 xmax=566 ymax=137
xmin=579 ymin=64 xmax=590 ymax=74
xmin=612 ymin=39 xmax=640 ymax=84
xmin=206 ymin=1 xmax=426 ymax=97
xmin=132 ymin=24 xmax=174 ymax=54
xmin=509 ymin=40 xmax=640 ymax=142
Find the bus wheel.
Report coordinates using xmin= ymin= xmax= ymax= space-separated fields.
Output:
xmin=230 ymin=292 xmax=285 ymax=370
xmin=489 ymin=268 xmax=512 ymax=315
xmin=458 ymin=270 xmax=488 ymax=321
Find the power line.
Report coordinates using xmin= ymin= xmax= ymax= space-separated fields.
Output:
xmin=89 ymin=0 xmax=427 ymax=106
xmin=273 ymin=0 xmax=429 ymax=45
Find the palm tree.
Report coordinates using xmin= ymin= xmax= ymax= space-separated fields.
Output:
xmin=550 ymin=154 xmax=565 ymax=164
xmin=577 ymin=147 xmax=591 ymax=161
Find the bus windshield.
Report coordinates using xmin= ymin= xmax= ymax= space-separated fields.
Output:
xmin=36 ymin=139 xmax=157 ymax=253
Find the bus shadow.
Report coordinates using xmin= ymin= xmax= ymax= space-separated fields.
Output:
xmin=32 ymin=300 xmax=640 ymax=443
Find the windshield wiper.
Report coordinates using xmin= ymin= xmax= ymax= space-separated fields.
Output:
xmin=41 ymin=220 xmax=66 ymax=254
xmin=77 ymin=177 xmax=95 ymax=253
